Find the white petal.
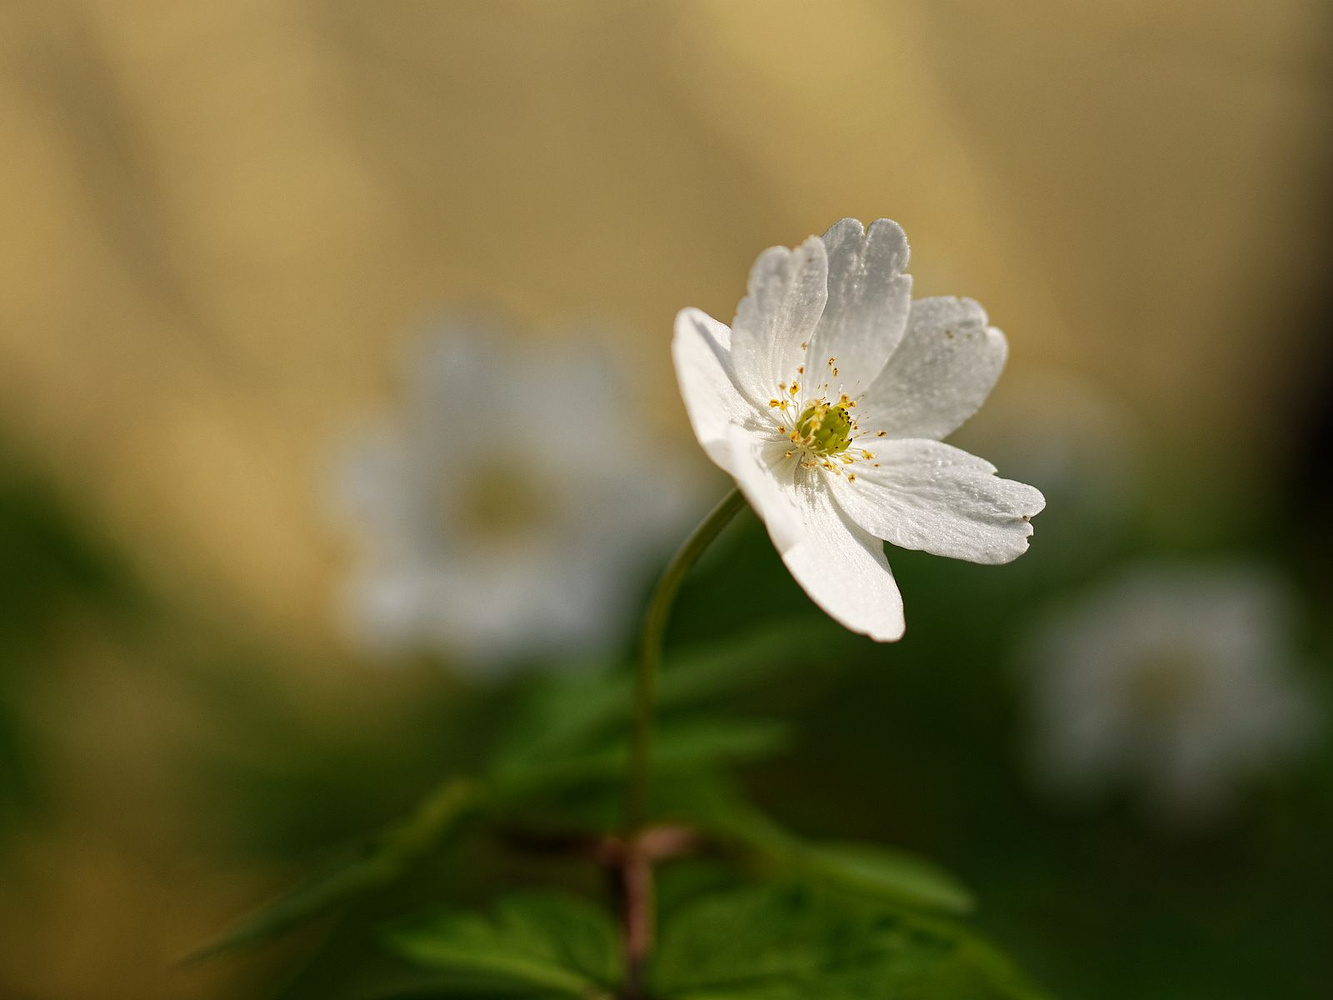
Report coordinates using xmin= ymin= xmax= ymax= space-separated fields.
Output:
xmin=830 ymin=439 xmax=1045 ymax=565
xmin=672 ymin=308 xmax=765 ymax=468
xmin=803 ymin=218 xmax=912 ymax=398
xmin=723 ymin=424 xmax=804 ymax=552
xmin=730 ymin=236 xmax=828 ymax=399
xmin=782 ymin=467 xmax=906 ymax=641
xmin=858 ymin=297 xmax=1008 ymax=441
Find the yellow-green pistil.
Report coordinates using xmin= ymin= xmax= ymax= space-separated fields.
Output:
xmin=793 ymin=401 xmax=853 ymax=454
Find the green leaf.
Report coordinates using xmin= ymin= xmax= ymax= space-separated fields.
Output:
xmin=798 ymin=842 xmax=975 ymax=915
xmin=189 ymin=855 xmax=399 ymax=961
xmin=492 ymin=717 xmax=789 ymax=796
xmin=493 ymin=622 xmax=815 ymax=772
xmin=650 ymin=883 xmax=1050 ymax=1000
xmin=679 ymin=780 xmax=973 ymax=914
xmin=653 ymin=619 xmax=838 ymax=710
xmin=187 ymin=777 xmax=478 ymax=960
xmin=366 ymin=977 xmax=575 ymax=1000
xmin=651 ymin=717 xmax=790 ymax=769
xmin=651 ymin=883 xmax=866 ymax=996
xmin=385 ymin=892 xmax=621 ymax=999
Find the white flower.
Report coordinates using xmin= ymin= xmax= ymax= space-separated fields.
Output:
xmin=1025 ymin=564 xmax=1321 ymax=822
xmin=336 ymin=324 xmax=697 ymax=667
xmin=673 ymin=219 xmax=1044 ymax=640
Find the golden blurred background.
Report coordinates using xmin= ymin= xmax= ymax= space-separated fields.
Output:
xmin=0 ymin=2 xmax=1329 ymax=997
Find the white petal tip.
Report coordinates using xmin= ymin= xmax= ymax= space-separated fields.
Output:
xmin=673 ymin=306 xmax=710 ymax=334
xmin=870 ymin=621 xmax=907 ymax=643
xmin=832 ymin=603 xmax=906 ymax=643
xmin=822 ymin=217 xmax=866 ymax=242
xmin=799 ymin=583 xmax=907 ymax=644
xmin=866 ymin=217 xmax=907 ymax=242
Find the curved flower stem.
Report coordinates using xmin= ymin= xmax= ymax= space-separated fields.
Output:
xmin=627 ymin=487 xmax=746 ymax=832
xmin=621 ymin=488 xmax=745 ymax=998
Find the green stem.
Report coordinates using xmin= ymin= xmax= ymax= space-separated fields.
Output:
xmin=627 ymin=488 xmax=746 ymax=832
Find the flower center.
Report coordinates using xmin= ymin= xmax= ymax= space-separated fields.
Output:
xmin=792 ymin=401 xmax=853 ymax=455
xmin=451 ymin=465 xmax=544 ymax=545
xmin=1127 ymin=648 xmax=1207 ymax=721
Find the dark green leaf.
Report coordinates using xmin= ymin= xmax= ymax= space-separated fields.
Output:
xmin=650 ymin=883 xmax=1049 ymax=1000
xmin=493 ymin=718 xmax=790 ymax=796
xmin=653 ymin=619 xmax=831 ymax=710
xmin=493 ymin=622 xmax=814 ymax=772
xmin=385 ymin=892 xmax=620 ymax=999
xmin=652 ymin=883 xmax=869 ymax=996
xmin=799 ymin=842 xmax=974 ymax=914
xmin=679 ymin=780 xmax=974 ymax=914
xmin=187 ymin=777 xmax=478 ymax=960
xmin=188 ymin=855 xmax=399 ymax=960
xmin=651 ymin=717 xmax=790 ymax=769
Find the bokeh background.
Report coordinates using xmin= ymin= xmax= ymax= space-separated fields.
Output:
xmin=2 ymin=2 xmax=1331 ymax=997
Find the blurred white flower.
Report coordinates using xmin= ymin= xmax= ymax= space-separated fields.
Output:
xmin=674 ymin=218 xmax=1044 ymax=641
xmin=335 ymin=323 xmax=698 ymax=668
xmin=1025 ymin=564 xmax=1321 ymax=823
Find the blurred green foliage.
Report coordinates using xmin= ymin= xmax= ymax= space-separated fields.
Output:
xmin=0 ymin=452 xmax=1330 ymax=999
xmin=171 ymin=509 xmax=1332 ymax=1000
xmin=0 ymin=446 xmax=137 ymax=840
